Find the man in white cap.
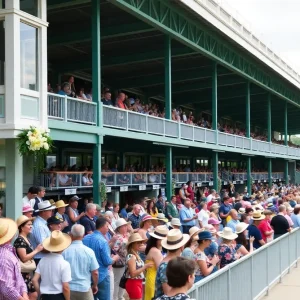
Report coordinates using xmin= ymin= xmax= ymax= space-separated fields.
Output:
xmin=0 ymin=218 xmax=28 ymax=300
xmin=30 ymin=200 xmax=56 ymax=265
xmin=63 ymin=224 xmax=99 ymax=300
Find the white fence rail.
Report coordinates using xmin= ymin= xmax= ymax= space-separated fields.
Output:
xmin=188 ymin=229 xmax=300 ymax=300
xmin=102 ymin=105 xmax=300 ymax=158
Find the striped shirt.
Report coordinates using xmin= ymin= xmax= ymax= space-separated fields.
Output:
xmin=83 ymin=231 xmax=113 ymax=283
xmin=0 ymin=244 xmax=27 ymax=300
xmin=29 ymin=216 xmax=51 ymax=259
xmin=62 ymin=241 xmax=99 ymax=292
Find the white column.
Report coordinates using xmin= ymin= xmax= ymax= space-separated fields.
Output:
xmin=5 ymin=0 xmax=19 ymax=9
xmin=4 ymin=13 xmax=21 ymax=125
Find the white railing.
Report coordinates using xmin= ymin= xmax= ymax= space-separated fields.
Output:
xmin=188 ymin=228 xmax=300 ymax=300
xmin=192 ymin=0 xmax=300 ymax=85
xmin=102 ymin=105 xmax=300 ymax=158
xmin=47 ymin=93 xmax=97 ymax=125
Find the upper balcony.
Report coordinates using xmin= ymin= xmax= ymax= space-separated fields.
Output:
xmin=47 ymin=93 xmax=300 ymax=159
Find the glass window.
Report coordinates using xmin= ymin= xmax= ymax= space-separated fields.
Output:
xmin=20 ymin=0 xmax=38 ymax=17
xmin=0 ymin=21 xmax=4 ymax=85
xmin=20 ymin=22 xmax=38 ymax=90
xmin=46 ymin=155 xmax=56 ymax=169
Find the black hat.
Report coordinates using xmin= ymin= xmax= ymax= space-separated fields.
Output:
xmin=47 ymin=216 xmax=63 ymax=225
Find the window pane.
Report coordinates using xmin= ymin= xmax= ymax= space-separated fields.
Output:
xmin=20 ymin=22 xmax=38 ymax=90
xmin=0 ymin=21 xmax=4 ymax=85
xmin=20 ymin=0 xmax=38 ymax=17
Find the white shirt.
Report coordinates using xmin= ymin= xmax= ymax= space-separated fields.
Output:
xmin=22 ymin=195 xmax=31 ymax=206
xmin=198 ymin=209 xmax=209 ymax=227
xmin=59 ymin=174 xmax=70 ymax=185
xmin=36 ymin=253 xmax=72 ymax=294
xmin=82 ymin=176 xmax=89 ymax=185
xmin=206 ymin=194 xmax=215 ymax=202
xmin=29 ymin=197 xmax=42 ymax=209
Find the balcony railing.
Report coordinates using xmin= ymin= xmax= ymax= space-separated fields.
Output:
xmin=47 ymin=93 xmax=97 ymax=125
xmin=39 ymin=171 xmax=284 ymax=190
xmin=102 ymin=105 xmax=300 ymax=157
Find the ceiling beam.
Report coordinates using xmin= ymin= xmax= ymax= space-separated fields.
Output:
xmin=48 ymin=0 xmax=91 ymax=10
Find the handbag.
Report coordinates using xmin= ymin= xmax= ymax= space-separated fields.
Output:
xmin=119 ymin=268 xmax=128 ymax=289
xmin=19 ymin=259 xmax=36 ymax=273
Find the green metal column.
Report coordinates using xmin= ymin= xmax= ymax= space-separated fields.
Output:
xmin=284 ymin=101 xmax=288 ymax=146
xmin=92 ymin=0 xmax=101 ymax=124
xmin=212 ymin=152 xmax=218 ymax=191
xmin=246 ymin=82 xmax=251 ymax=138
xmin=212 ymin=62 xmax=218 ymax=143
xmin=285 ymin=161 xmax=289 ymax=184
xmin=267 ymin=94 xmax=272 ymax=142
xmin=5 ymin=139 xmax=23 ymax=219
xmin=165 ymin=35 xmax=172 ymax=200
xmin=268 ymin=158 xmax=272 ymax=187
xmin=247 ymin=156 xmax=252 ymax=195
xmin=92 ymin=0 xmax=101 ymax=204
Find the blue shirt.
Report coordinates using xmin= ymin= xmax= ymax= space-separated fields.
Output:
xmin=227 ymin=220 xmax=240 ymax=233
xmin=248 ymin=224 xmax=263 ymax=249
xmin=30 ymin=216 xmax=51 ymax=259
xmin=219 ymin=203 xmax=232 ymax=219
xmin=179 ymin=206 xmax=195 ymax=226
xmin=120 ymin=208 xmax=128 ymax=219
xmin=83 ymin=231 xmax=113 ymax=283
xmin=128 ymin=213 xmax=142 ymax=230
xmin=291 ymin=214 xmax=300 ymax=228
xmin=62 ymin=241 xmax=99 ymax=292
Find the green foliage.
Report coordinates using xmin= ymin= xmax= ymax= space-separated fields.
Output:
xmin=100 ymin=181 xmax=107 ymax=202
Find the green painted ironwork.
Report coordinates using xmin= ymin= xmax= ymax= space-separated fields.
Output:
xmin=246 ymin=82 xmax=251 ymax=138
xmin=212 ymin=62 xmax=218 ymax=145
xmin=285 ymin=160 xmax=289 ymax=184
xmin=247 ymin=156 xmax=251 ymax=195
xmin=284 ymin=102 xmax=288 ymax=146
xmin=268 ymin=158 xmax=272 ymax=187
xmin=267 ymin=94 xmax=272 ymax=142
xmin=110 ymin=0 xmax=300 ymax=107
xmin=212 ymin=151 xmax=218 ymax=191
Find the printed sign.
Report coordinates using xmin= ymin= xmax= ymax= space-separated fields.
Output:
xmin=139 ymin=185 xmax=146 ymax=191
xmin=120 ymin=186 xmax=128 ymax=192
xmin=209 ymin=182 xmax=213 ymax=186
xmin=240 ymin=181 xmax=244 ymax=184
xmin=233 ymin=181 xmax=236 ymax=184
xmin=153 ymin=185 xmax=160 ymax=190
xmin=223 ymin=181 xmax=227 ymax=185
xmin=161 ymin=188 xmax=165 ymax=197
xmin=106 ymin=187 xmax=112 ymax=193
xmin=197 ymin=182 xmax=202 ymax=187
xmin=65 ymin=188 xmax=77 ymax=195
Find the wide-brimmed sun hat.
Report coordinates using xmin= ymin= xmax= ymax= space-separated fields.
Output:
xmin=198 ymin=230 xmax=214 ymax=240
xmin=127 ymin=233 xmax=147 ymax=247
xmin=157 ymin=213 xmax=168 ymax=223
xmin=238 ymin=208 xmax=246 ymax=214
xmin=169 ymin=218 xmax=181 ymax=228
xmin=16 ymin=215 xmax=35 ymax=228
xmin=36 ymin=200 xmax=56 ymax=212
xmin=149 ymin=225 xmax=169 ymax=239
xmin=43 ymin=230 xmax=72 ymax=252
xmin=22 ymin=205 xmax=34 ymax=213
xmin=115 ymin=218 xmax=129 ymax=229
xmin=235 ymin=222 xmax=249 ymax=234
xmin=161 ymin=229 xmax=189 ymax=250
xmin=49 ymin=199 xmax=55 ymax=205
xmin=189 ymin=226 xmax=202 ymax=241
xmin=140 ymin=214 xmax=157 ymax=227
xmin=55 ymin=200 xmax=69 ymax=209
xmin=217 ymin=227 xmax=238 ymax=240
xmin=251 ymin=211 xmax=265 ymax=221
xmin=0 ymin=218 xmax=17 ymax=245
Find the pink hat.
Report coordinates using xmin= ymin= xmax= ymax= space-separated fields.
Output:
xmin=22 ymin=205 xmax=34 ymax=213
xmin=208 ymin=218 xmax=221 ymax=225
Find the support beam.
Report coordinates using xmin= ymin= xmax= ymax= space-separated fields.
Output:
xmin=246 ymin=82 xmax=251 ymax=138
xmin=166 ymin=147 xmax=172 ymax=201
xmin=284 ymin=101 xmax=288 ymax=146
xmin=247 ymin=156 xmax=251 ymax=195
xmin=5 ymin=139 xmax=23 ymax=219
xmin=212 ymin=62 xmax=218 ymax=144
xmin=212 ymin=152 xmax=219 ymax=192
xmin=285 ymin=160 xmax=289 ymax=184
xmin=268 ymin=159 xmax=272 ymax=187
xmin=93 ymin=140 xmax=101 ymax=205
xmin=267 ymin=94 xmax=272 ymax=142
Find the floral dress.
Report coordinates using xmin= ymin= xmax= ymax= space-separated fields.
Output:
xmin=154 ymin=262 xmax=168 ymax=299
xmin=218 ymin=243 xmax=242 ymax=268
xmin=156 ymin=293 xmax=190 ymax=300
xmin=110 ymin=233 xmax=128 ymax=266
xmin=14 ymin=236 xmax=36 ymax=293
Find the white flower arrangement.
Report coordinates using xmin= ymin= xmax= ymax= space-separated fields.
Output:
xmin=17 ymin=126 xmax=53 ymax=170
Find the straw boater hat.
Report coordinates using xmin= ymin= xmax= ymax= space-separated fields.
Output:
xmin=251 ymin=211 xmax=265 ymax=221
xmin=169 ymin=218 xmax=181 ymax=228
xmin=16 ymin=215 xmax=35 ymax=228
xmin=49 ymin=199 xmax=55 ymax=205
xmin=55 ymin=200 xmax=69 ymax=209
xmin=127 ymin=233 xmax=147 ymax=248
xmin=43 ymin=230 xmax=72 ymax=252
xmin=140 ymin=214 xmax=157 ymax=227
xmin=149 ymin=225 xmax=169 ymax=239
xmin=115 ymin=218 xmax=129 ymax=230
xmin=217 ymin=227 xmax=238 ymax=240
xmin=189 ymin=226 xmax=202 ymax=241
xmin=235 ymin=222 xmax=249 ymax=234
xmin=238 ymin=207 xmax=246 ymax=214
xmin=22 ymin=205 xmax=34 ymax=213
xmin=0 ymin=218 xmax=17 ymax=245
xmin=157 ymin=213 xmax=168 ymax=223
xmin=161 ymin=229 xmax=189 ymax=250
xmin=35 ymin=200 xmax=56 ymax=212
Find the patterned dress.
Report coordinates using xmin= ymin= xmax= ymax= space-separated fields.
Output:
xmin=218 ymin=243 xmax=242 ymax=268
xmin=154 ymin=262 xmax=168 ymax=299
xmin=156 ymin=294 xmax=190 ymax=300
xmin=14 ymin=236 xmax=36 ymax=293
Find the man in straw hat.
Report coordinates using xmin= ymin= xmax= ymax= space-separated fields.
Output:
xmin=248 ymin=211 xmax=266 ymax=249
xmin=154 ymin=229 xmax=190 ymax=299
xmin=83 ymin=217 xmax=120 ymax=300
xmin=30 ymin=200 xmax=56 ymax=265
xmin=63 ymin=224 xmax=99 ymax=300
xmin=0 ymin=218 xmax=28 ymax=300
xmin=55 ymin=200 xmax=70 ymax=233
xmin=32 ymin=230 xmax=72 ymax=300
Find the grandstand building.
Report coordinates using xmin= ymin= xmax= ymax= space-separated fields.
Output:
xmin=0 ymin=0 xmax=300 ymax=219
